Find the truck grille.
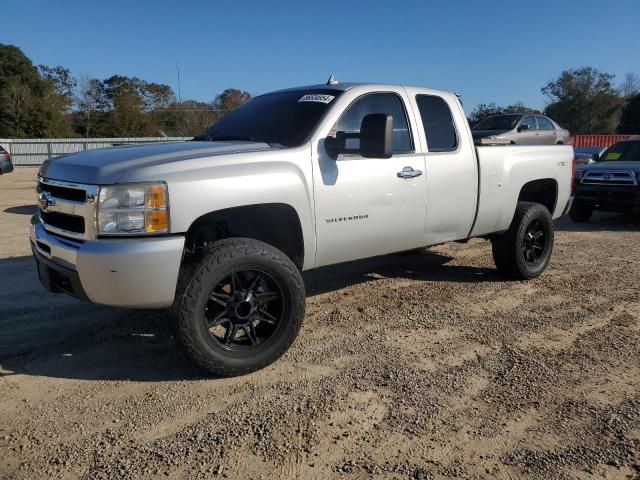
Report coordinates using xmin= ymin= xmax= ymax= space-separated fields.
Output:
xmin=40 ymin=183 xmax=87 ymax=202
xmin=40 ymin=211 xmax=86 ymax=234
xmin=37 ymin=178 xmax=98 ymax=240
xmin=581 ymin=170 xmax=637 ymax=186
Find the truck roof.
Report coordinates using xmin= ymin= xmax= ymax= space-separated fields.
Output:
xmin=268 ymin=82 xmax=453 ymax=97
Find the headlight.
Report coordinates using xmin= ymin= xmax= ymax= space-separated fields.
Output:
xmin=97 ymin=183 xmax=169 ymax=235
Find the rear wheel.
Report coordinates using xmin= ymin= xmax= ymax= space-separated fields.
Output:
xmin=569 ymin=201 xmax=593 ymax=222
xmin=172 ymin=238 xmax=305 ymax=376
xmin=491 ymin=202 xmax=554 ymax=279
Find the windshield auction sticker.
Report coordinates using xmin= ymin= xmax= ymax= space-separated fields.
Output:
xmin=298 ymin=94 xmax=335 ymax=104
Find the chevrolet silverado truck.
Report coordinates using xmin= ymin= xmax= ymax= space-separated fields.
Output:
xmin=571 ymin=138 xmax=640 ymax=222
xmin=31 ymin=81 xmax=574 ymax=376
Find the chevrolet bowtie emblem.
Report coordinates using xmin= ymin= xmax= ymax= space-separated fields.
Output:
xmin=38 ymin=191 xmax=56 ymax=211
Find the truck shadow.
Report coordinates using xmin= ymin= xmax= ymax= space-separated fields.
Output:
xmin=555 ymin=211 xmax=640 ymax=232
xmin=0 ymin=248 xmax=502 ymax=383
xmin=4 ymin=204 xmax=37 ymax=215
xmin=304 ymin=248 xmax=503 ymax=296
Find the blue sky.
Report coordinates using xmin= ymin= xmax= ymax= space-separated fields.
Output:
xmin=3 ymin=0 xmax=639 ymax=113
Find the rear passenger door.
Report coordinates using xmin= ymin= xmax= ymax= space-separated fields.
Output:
xmin=413 ymin=93 xmax=478 ymax=245
xmin=536 ymin=116 xmax=557 ymax=144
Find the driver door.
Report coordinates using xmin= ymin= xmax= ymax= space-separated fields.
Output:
xmin=312 ymin=92 xmax=427 ymax=267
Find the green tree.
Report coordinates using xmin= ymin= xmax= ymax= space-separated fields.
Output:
xmin=36 ymin=65 xmax=76 ymax=137
xmin=97 ymin=75 xmax=175 ymax=136
xmin=163 ymin=100 xmax=217 ymax=136
xmin=75 ymin=75 xmax=102 ymax=137
xmin=0 ymin=44 xmax=42 ymax=136
xmin=619 ymin=72 xmax=640 ymax=100
xmin=618 ymin=93 xmax=640 ymax=134
xmin=501 ymin=102 xmax=541 ymax=115
xmin=0 ymin=45 xmax=77 ymax=137
xmin=214 ymin=88 xmax=251 ymax=117
xmin=542 ymin=67 xmax=622 ymax=134
xmin=470 ymin=102 xmax=540 ymax=126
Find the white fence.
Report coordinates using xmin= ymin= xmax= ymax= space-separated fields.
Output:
xmin=0 ymin=137 xmax=192 ymax=166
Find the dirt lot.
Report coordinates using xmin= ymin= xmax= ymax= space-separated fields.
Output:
xmin=1 ymin=167 xmax=639 ymax=480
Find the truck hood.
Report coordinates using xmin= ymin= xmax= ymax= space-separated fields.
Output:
xmin=39 ymin=141 xmax=275 ymax=184
xmin=581 ymin=161 xmax=640 ymax=175
xmin=471 ymin=129 xmax=511 ymax=139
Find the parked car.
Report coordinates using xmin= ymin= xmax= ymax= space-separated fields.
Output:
xmin=31 ymin=81 xmax=573 ymax=376
xmin=0 ymin=145 xmax=13 ymax=174
xmin=571 ymin=138 xmax=640 ymax=221
xmin=573 ymin=146 xmax=607 ymax=165
xmin=472 ymin=114 xmax=570 ymax=145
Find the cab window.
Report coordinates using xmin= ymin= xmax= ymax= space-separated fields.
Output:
xmin=333 ymin=93 xmax=413 ymax=154
xmin=415 ymin=95 xmax=458 ymax=152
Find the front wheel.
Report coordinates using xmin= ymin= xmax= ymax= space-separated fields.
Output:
xmin=491 ymin=202 xmax=554 ymax=280
xmin=172 ymin=238 xmax=305 ymax=376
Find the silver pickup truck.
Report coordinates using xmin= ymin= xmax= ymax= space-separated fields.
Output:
xmin=31 ymin=81 xmax=574 ymax=375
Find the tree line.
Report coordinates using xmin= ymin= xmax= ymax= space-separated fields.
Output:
xmin=1 ymin=43 xmax=639 ymax=138
xmin=469 ymin=67 xmax=640 ymax=134
xmin=0 ymin=44 xmax=250 ymax=138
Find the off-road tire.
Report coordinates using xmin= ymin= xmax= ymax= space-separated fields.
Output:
xmin=491 ymin=202 xmax=554 ymax=280
xmin=569 ymin=201 xmax=593 ymax=223
xmin=172 ymin=238 xmax=305 ymax=376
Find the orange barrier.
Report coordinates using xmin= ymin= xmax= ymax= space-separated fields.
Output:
xmin=570 ymin=135 xmax=632 ymax=147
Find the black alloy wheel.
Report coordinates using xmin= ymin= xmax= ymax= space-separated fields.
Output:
xmin=491 ymin=202 xmax=554 ymax=280
xmin=206 ymin=268 xmax=284 ymax=350
xmin=522 ymin=219 xmax=546 ymax=265
xmin=172 ymin=238 xmax=305 ymax=377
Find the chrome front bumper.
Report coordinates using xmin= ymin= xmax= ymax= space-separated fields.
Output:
xmin=30 ymin=217 xmax=185 ymax=308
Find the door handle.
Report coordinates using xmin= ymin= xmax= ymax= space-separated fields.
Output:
xmin=397 ymin=166 xmax=423 ymax=179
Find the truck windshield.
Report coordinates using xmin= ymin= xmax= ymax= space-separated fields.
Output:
xmin=195 ymin=89 xmax=342 ymax=147
xmin=599 ymin=140 xmax=640 ymax=162
xmin=473 ymin=114 xmax=522 ymax=130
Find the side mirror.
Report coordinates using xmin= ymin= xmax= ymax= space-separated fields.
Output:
xmin=324 ymin=132 xmax=346 ymax=160
xmin=591 ymin=152 xmax=600 ymax=162
xmin=360 ymin=114 xmax=393 ymax=158
xmin=517 ymin=124 xmax=529 ymax=133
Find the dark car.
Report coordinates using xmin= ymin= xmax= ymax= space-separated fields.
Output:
xmin=0 ymin=145 xmax=13 ymax=174
xmin=570 ymin=138 xmax=640 ymax=222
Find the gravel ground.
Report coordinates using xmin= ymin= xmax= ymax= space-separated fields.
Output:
xmin=1 ymin=167 xmax=639 ymax=479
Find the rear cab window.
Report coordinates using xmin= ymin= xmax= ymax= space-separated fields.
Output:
xmin=415 ymin=95 xmax=458 ymax=152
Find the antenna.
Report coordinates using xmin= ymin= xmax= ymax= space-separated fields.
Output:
xmin=326 ymin=74 xmax=338 ymax=85
xmin=176 ymin=60 xmax=182 ymax=104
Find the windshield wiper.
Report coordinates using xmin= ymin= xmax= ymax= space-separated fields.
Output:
xmin=195 ymin=134 xmax=266 ymax=143
xmin=193 ymin=134 xmax=285 ymax=148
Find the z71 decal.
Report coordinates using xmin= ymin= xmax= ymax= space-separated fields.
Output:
xmin=298 ymin=94 xmax=335 ymax=104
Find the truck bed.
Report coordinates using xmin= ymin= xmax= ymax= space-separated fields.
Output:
xmin=470 ymin=145 xmax=574 ymax=237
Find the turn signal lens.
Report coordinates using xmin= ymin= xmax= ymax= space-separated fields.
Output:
xmin=147 ymin=184 xmax=168 ymax=209
xmin=146 ymin=210 xmax=169 ymax=233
